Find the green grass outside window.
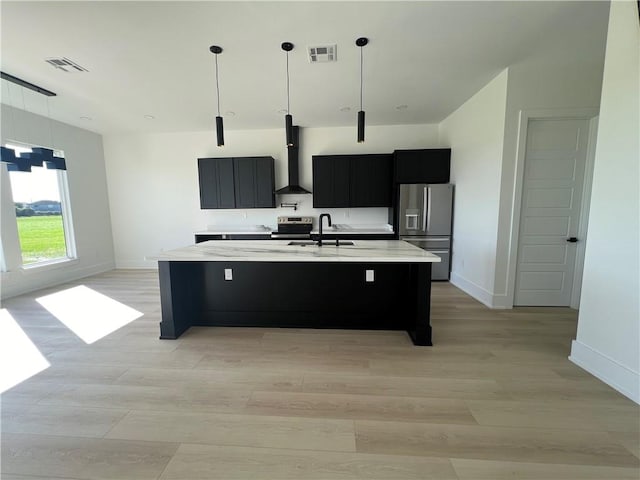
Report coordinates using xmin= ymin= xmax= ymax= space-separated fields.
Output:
xmin=16 ymin=216 xmax=67 ymax=265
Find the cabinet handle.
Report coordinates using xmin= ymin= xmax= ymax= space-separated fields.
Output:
xmin=422 ymin=187 xmax=428 ymax=232
xmin=427 ymin=187 xmax=432 ymax=232
xmin=566 ymin=237 xmax=578 ymax=243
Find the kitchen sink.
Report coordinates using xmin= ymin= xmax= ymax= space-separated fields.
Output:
xmin=287 ymin=240 xmax=355 ymax=246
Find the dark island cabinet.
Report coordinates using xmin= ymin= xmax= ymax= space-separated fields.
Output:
xmin=394 ymin=149 xmax=451 ymax=184
xmin=313 ymin=154 xmax=392 ymax=208
xmin=198 ymin=156 xmax=275 ymax=209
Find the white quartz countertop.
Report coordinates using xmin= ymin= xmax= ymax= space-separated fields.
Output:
xmin=309 ymin=225 xmax=394 ymax=235
xmin=157 ymin=240 xmax=441 ymax=263
xmin=194 ymin=226 xmax=272 ymax=235
xmin=194 ymin=224 xmax=394 ymax=236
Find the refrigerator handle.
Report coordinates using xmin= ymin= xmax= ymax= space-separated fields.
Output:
xmin=426 ymin=187 xmax=432 ymax=232
xmin=422 ymin=187 xmax=428 ymax=232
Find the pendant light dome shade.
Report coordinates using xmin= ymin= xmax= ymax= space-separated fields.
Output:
xmin=210 ymin=45 xmax=224 ymax=147
xmin=356 ymin=37 xmax=368 ymax=143
xmin=282 ymin=42 xmax=295 ymax=146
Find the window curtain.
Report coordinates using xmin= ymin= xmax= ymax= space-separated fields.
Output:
xmin=0 ymin=146 xmax=66 ymax=171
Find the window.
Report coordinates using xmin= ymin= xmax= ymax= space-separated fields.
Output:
xmin=5 ymin=144 xmax=76 ymax=267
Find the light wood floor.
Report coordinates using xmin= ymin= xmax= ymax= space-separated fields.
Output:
xmin=1 ymin=269 xmax=638 ymax=480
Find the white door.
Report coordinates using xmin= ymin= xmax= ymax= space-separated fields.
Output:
xmin=514 ymin=118 xmax=590 ymax=306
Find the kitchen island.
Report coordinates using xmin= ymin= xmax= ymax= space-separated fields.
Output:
xmin=157 ymin=240 xmax=440 ymax=345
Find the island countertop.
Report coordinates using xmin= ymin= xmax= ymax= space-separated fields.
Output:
xmin=157 ymin=240 xmax=441 ymax=263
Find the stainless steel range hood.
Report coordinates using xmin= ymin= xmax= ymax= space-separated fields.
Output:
xmin=275 ymin=126 xmax=311 ymax=194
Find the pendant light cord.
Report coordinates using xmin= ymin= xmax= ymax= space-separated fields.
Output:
xmin=214 ymin=54 xmax=221 ymax=117
xmin=286 ymin=51 xmax=291 ymax=114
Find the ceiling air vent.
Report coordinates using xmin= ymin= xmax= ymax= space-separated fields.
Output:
xmin=308 ymin=45 xmax=337 ymax=63
xmin=45 ymin=57 xmax=89 ymax=73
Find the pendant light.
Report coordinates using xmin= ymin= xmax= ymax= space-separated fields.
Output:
xmin=282 ymin=42 xmax=295 ymax=146
xmin=356 ymin=37 xmax=368 ymax=143
xmin=209 ymin=45 xmax=224 ymax=147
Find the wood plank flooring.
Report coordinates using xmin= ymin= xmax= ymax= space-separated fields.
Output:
xmin=1 ymin=269 xmax=638 ymax=479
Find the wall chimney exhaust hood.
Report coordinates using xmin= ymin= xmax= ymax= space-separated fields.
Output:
xmin=275 ymin=126 xmax=312 ymax=194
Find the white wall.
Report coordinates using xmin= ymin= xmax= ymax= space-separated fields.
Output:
xmin=570 ymin=1 xmax=640 ymax=403
xmin=437 ymin=5 xmax=608 ymax=308
xmin=103 ymin=123 xmax=439 ymax=268
xmin=0 ymin=105 xmax=115 ymax=299
xmin=438 ymin=70 xmax=509 ymax=307
xmin=492 ymin=6 xmax=609 ymax=307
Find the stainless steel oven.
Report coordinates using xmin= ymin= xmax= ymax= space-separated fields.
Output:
xmin=270 ymin=216 xmax=313 ymax=239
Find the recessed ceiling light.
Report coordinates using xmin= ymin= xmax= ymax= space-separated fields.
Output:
xmin=340 ymin=107 xmax=351 ymax=112
xmin=144 ymin=115 xmax=155 ymax=119
xmin=225 ymin=111 xmax=236 ymax=117
xmin=395 ymin=104 xmax=408 ymax=110
xmin=79 ymin=116 xmax=92 ymax=120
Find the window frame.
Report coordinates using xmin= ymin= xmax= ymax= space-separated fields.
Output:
xmin=2 ymin=142 xmax=77 ymax=270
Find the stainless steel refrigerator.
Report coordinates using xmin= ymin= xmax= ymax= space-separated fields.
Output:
xmin=399 ymin=183 xmax=453 ymax=280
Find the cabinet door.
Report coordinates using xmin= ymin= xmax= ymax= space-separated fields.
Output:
xmin=217 ymin=158 xmax=236 ymax=208
xmin=312 ymin=155 xmax=350 ymax=207
xmin=394 ymin=149 xmax=451 ymax=184
xmin=198 ymin=157 xmax=235 ymax=209
xmin=254 ymin=157 xmax=276 ymax=208
xmin=349 ymin=154 xmax=393 ymax=207
xmin=234 ymin=157 xmax=276 ymax=209
xmin=234 ymin=157 xmax=257 ymax=208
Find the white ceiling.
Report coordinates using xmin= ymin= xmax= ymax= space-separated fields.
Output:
xmin=0 ymin=1 xmax=609 ymax=135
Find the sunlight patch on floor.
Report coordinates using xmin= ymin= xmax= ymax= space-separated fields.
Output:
xmin=36 ymin=285 xmax=143 ymax=344
xmin=0 ymin=308 xmax=50 ymax=393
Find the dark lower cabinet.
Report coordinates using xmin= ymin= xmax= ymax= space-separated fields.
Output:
xmin=313 ymin=154 xmax=392 ymax=208
xmin=394 ymin=149 xmax=451 ymax=184
xmin=198 ymin=156 xmax=275 ymax=209
xmin=195 ymin=234 xmax=271 ymax=243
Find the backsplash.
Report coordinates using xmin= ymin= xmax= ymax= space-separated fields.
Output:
xmin=198 ymin=196 xmax=390 ymax=230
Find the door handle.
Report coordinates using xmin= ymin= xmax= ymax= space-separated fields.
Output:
xmin=566 ymin=237 xmax=578 ymax=243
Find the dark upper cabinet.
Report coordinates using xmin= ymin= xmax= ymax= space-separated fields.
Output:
xmin=394 ymin=149 xmax=451 ymax=184
xmin=198 ymin=156 xmax=275 ymax=209
xmin=254 ymin=157 xmax=276 ymax=207
xmin=234 ymin=156 xmax=276 ymax=209
xmin=312 ymin=155 xmax=350 ymax=208
xmin=312 ymin=154 xmax=392 ymax=208
xmin=349 ymin=154 xmax=393 ymax=207
xmin=198 ymin=157 xmax=235 ymax=209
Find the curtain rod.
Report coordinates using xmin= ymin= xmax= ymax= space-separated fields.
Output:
xmin=1 ymin=71 xmax=57 ymax=97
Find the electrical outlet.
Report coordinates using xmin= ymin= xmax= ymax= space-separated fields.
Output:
xmin=224 ymin=268 xmax=233 ymax=280
xmin=365 ymin=269 xmax=374 ymax=282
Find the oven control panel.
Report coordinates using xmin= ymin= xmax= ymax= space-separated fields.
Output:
xmin=277 ymin=216 xmax=313 ymax=225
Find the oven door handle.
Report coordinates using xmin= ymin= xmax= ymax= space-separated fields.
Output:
xmin=270 ymin=233 xmax=311 ymax=239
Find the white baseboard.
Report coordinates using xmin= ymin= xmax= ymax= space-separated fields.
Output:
xmin=449 ymin=272 xmax=511 ymax=309
xmin=570 ymin=340 xmax=640 ymax=404
xmin=1 ymin=261 xmax=115 ymax=300
xmin=115 ymin=260 xmax=159 ymax=269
